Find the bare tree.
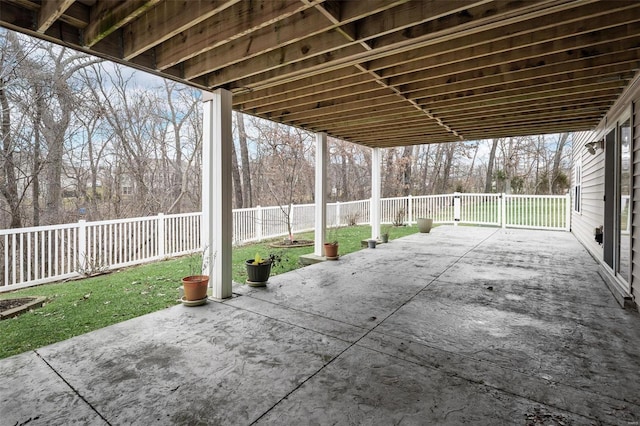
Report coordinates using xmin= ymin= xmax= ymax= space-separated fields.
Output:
xmin=485 ymin=139 xmax=499 ymax=193
xmin=551 ymin=133 xmax=570 ymax=194
xmin=161 ymin=81 xmax=200 ymax=213
xmin=251 ymin=118 xmax=313 ymax=238
xmin=235 ymin=111 xmax=252 ymax=207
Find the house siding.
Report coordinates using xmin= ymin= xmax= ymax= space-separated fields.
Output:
xmin=572 ymin=70 xmax=640 ymax=309
xmin=572 ymin=130 xmax=604 ymax=261
xmin=633 ymin=101 xmax=640 ymax=302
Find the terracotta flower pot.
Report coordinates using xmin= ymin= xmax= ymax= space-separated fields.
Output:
xmin=324 ymin=242 xmax=339 ymax=258
xmin=182 ymin=275 xmax=209 ymax=301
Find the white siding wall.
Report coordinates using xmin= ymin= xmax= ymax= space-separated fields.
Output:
xmin=572 ymin=130 xmax=604 ymax=261
xmin=632 ymin=101 xmax=640 ymax=302
xmin=572 ymin=70 xmax=640 ymax=308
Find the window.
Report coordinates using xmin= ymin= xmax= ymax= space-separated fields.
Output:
xmin=573 ymin=160 xmax=581 ymax=213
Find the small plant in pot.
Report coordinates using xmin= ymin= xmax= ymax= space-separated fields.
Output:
xmin=324 ymin=224 xmax=340 ymax=259
xmin=381 ymin=225 xmax=391 ymax=243
xmin=181 ymin=247 xmax=214 ymax=305
xmin=245 ymin=252 xmax=281 ymax=287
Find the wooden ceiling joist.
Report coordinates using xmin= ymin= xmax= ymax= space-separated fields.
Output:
xmin=1 ymin=0 xmax=639 ymax=148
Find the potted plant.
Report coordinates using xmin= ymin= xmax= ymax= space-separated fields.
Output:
xmin=324 ymin=225 xmax=340 ymax=259
xmin=417 ymin=217 xmax=433 ymax=233
xmin=245 ymin=253 xmax=281 ymax=287
xmin=182 ymin=274 xmax=209 ymax=302
xmin=181 ymin=247 xmax=213 ymax=305
xmin=381 ymin=225 xmax=391 ymax=243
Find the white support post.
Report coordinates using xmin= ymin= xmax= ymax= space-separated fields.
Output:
xmin=453 ymin=192 xmax=461 ymax=226
xmin=407 ymin=194 xmax=413 ymax=225
xmin=371 ymin=148 xmax=381 ymax=240
xmin=201 ymin=89 xmax=233 ymax=300
xmin=314 ymin=132 xmax=327 ymax=256
xmin=157 ymin=213 xmax=165 ymax=259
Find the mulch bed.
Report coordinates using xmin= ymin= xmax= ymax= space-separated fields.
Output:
xmin=268 ymin=239 xmax=314 ymax=248
xmin=0 ymin=297 xmax=46 ymax=320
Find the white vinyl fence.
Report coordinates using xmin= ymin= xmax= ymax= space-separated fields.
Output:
xmin=0 ymin=192 xmax=569 ymax=292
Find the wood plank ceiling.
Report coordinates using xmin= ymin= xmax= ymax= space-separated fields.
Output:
xmin=1 ymin=0 xmax=639 ymax=148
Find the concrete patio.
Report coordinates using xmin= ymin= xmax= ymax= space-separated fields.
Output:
xmin=1 ymin=226 xmax=639 ymax=425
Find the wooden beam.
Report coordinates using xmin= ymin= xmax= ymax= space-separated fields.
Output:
xmin=122 ymin=0 xmax=241 ymax=60
xmin=36 ymin=0 xmax=75 ymax=32
xmin=193 ymin=30 xmax=367 ymax=83
xmin=422 ymin=81 xmax=626 ymax=111
xmin=401 ymin=54 xmax=640 ymax=100
xmin=273 ymin=92 xmax=405 ymax=122
xmin=183 ymin=0 xmax=409 ymax=81
xmin=372 ymin=0 xmax=607 ymax=72
xmin=199 ymin=0 xmax=496 ymax=87
xmin=383 ymin=7 xmax=640 ymax=84
xmin=303 ymin=86 xmax=620 ymax=131
xmin=295 ymin=102 xmax=421 ymax=128
xmin=221 ymin=0 xmax=582 ymax=91
xmin=439 ymin=98 xmax=615 ymax=122
xmin=424 ymin=88 xmax=622 ymax=120
xmin=84 ymin=0 xmax=162 ymax=48
xmin=153 ymin=0 xmax=318 ymax=69
xmin=235 ymin=72 xmax=372 ymax=111
xmin=244 ymin=59 xmax=637 ymax=119
xmin=462 ymin=118 xmax=600 ymax=137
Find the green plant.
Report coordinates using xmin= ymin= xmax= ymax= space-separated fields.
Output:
xmin=249 ymin=252 xmax=283 ymax=268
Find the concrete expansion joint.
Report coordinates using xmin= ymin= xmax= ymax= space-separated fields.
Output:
xmin=34 ymin=350 xmax=112 ymax=426
xmin=227 ymin=294 xmax=367 ymax=343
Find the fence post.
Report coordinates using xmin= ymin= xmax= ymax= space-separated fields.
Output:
xmin=453 ymin=192 xmax=461 ymax=226
xmin=565 ymin=193 xmax=571 ymax=232
xmin=77 ymin=219 xmax=87 ymax=274
xmin=336 ymin=201 xmax=341 ymax=226
xmin=407 ymin=195 xmax=413 ymax=225
xmin=157 ymin=213 xmax=165 ymax=259
xmin=501 ymin=193 xmax=506 ymax=229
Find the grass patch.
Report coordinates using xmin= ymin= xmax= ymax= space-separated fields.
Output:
xmin=0 ymin=225 xmax=418 ymax=359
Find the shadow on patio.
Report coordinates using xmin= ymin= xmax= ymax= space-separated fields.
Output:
xmin=2 ymin=226 xmax=639 ymax=425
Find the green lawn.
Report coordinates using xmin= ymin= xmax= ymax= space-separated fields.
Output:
xmin=0 ymin=225 xmax=417 ymax=360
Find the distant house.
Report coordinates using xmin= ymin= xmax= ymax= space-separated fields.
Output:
xmin=572 ymin=74 xmax=639 ymax=309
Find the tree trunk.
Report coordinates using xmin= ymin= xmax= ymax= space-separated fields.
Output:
xmin=401 ymin=145 xmax=413 ymax=196
xmin=32 ymin=85 xmax=43 ymax=226
xmin=236 ymin=112 xmax=252 ymax=207
xmin=430 ymin=145 xmax=444 ymax=194
xmin=551 ymin=133 xmax=569 ymax=194
xmin=231 ymin=138 xmax=243 ymax=208
xmin=383 ymin=149 xmax=395 ymax=197
xmin=485 ymin=138 xmax=499 ymax=193
xmin=440 ymin=143 xmax=456 ymax=193
xmin=0 ymin=83 xmax=22 ymax=228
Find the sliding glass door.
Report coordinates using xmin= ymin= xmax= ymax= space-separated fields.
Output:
xmin=618 ymin=117 xmax=631 ymax=284
xmin=603 ymin=115 xmax=631 ymax=289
